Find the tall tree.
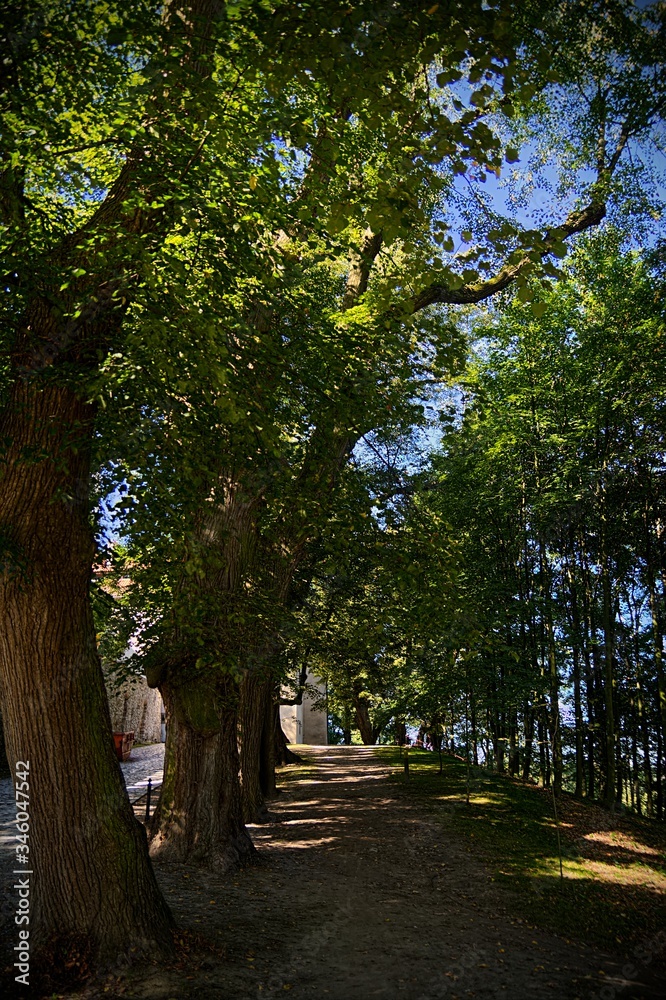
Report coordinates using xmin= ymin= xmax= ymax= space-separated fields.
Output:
xmin=425 ymin=231 xmax=666 ymax=809
xmin=100 ymin=0 xmax=665 ymax=851
xmin=1 ymin=0 xmax=663 ymax=961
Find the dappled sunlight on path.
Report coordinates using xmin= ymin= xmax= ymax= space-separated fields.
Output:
xmin=17 ymin=746 xmax=661 ymax=999
xmin=142 ymin=745 xmax=663 ymax=1000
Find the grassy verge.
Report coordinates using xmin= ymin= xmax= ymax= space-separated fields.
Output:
xmin=276 ymin=745 xmax=321 ymax=788
xmin=375 ymin=745 xmax=666 ymax=952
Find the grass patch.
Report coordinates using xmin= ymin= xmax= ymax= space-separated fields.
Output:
xmin=276 ymin=745 xmax=320 ymax=787
xmin=375 ymin=745 xmax=666 ymax=952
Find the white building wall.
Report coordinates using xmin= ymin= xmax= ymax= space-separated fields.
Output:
xmin=279 ymin=670 xmax=327 ymax=746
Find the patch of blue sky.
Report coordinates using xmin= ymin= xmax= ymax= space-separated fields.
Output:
xmin=96 ymin=482 xmax=131 ymax=551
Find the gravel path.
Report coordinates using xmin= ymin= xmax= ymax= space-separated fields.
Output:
xmin=2 ymin=745 xmax=663 ymax=999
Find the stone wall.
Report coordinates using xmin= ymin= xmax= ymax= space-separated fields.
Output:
xmin=106 ymin=676 xmax=163 ymax=743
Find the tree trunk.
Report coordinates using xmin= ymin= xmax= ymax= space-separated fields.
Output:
xmin=600 ymin=539 xmax=617 ymax=809
xmin=354 ymin=690 xmax=377 ymax=745
xmin=0 ymin=707 xmax=10 ymax=778
xmin=342 ymin=702 xmax=352 ymax=746
xmin=239 ymin=673 xmax=276 ymax=823
xmin=580 ymin=541 xmax=598 ymax=799
xmin=522 ymin=700 xmax=534 ymax=782
xmin=508 ymin=709 xmax=519 ymax=776
xmin=566 ymin=548 xmax=585 ymax=798
xmin=636 ymin=676 xmax=654 ymax=817
xmin=149 ymin=668 xmax=254 ymax=868
xmin=537 ymin=709 xmax=547 ymax=787
xmin=631 ymin=725 xmax=640 ymax=816
xmin=615 ymin=732 xmax=623 ymax=806
xmin=541 ymin=538 xmax=562 ymax=795
xmin=645 ymin=546 xmax=666 ymax=745
xmin=656 ymin=718 xmax=663 ymax=822
xmin=0 ymin=382 xmax=174 ymax=964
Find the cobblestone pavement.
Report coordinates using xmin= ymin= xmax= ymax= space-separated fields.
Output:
xmin=0 ymin=742 xmax=165 ymax=858
xmin=121 ymin=742 xmax=165 ymax=800
xmin=0 ymin=743 xmax=166 ymax=977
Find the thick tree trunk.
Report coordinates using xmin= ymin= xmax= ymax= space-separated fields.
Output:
xmin=354 ymin=692 xmax=377 ymax=745
xmin=149 ymin=669 xmax=254 ymax=868
xmin=239 ymin=673 xmax=275 ymax=823
xmin=0 ymin=707 xmax=10 ymax=778
xmin=0 ymin=383 xmax=174 ymax=963
xmin=260 ymin=685 xmax=277 ymax=799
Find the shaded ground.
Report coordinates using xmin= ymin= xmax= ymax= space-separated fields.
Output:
xmin=386 ymin=747 xmax=666 ymax=959
xmin=13 ymin=744 xmax=661 ymax=1000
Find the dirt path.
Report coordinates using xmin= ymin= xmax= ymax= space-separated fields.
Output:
xmin=24 ymin=747 xmax=666 ymax=998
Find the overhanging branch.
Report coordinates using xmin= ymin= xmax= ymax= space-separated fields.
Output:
xmin=411 ymin=200 xmax=606 ymax=314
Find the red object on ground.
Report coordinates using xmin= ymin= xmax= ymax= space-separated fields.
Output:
xmin=112 ymin=731 xmax=135 ymax=762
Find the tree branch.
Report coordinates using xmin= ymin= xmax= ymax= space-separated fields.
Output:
xmin=342 ymin=228 xmax=383 ymax=310
xmin=69 ymin=0 xmax=225 ymax=242
xmin=411 ymin=200 xmax=606 ymax=313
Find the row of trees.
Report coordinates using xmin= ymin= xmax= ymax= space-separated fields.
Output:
xmin=306 ymin=233 xmax=666 ymax=819
xmin=0 ymin=0 xmax=664 ymax=972
xmin=431 ymin=234 xmax=666 ymax=815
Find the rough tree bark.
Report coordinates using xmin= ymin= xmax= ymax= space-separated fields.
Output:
xmin=354 ymin=685 xmax=378 ymax=745
xmin=0 ymin=382 xmax=174 ymax=962
xmin=0 ymin=0 xmax=235 ymax=963
xmin=239 ymin=673 xmax=276 ymax=823
xmin=148 ymin=665 xmax=254 ymax=868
